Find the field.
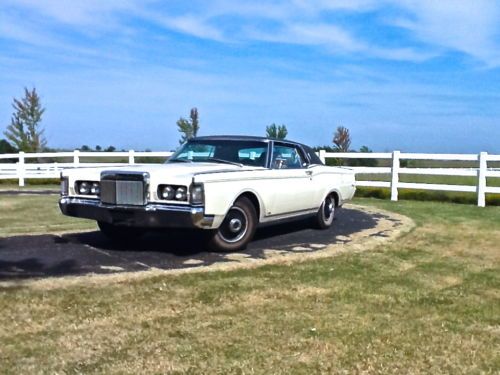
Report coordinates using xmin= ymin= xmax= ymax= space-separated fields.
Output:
xmin=0 ymin=194 xmax=499 ymax=374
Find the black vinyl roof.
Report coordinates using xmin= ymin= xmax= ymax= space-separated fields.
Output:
xmin=187 ymin=135 xmax=323 ymax=165
xmin=192 ymin=135 xmax=302 ymax=146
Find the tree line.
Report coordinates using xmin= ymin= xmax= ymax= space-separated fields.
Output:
xmin=1 ymin=88 xmax=375 ymax=165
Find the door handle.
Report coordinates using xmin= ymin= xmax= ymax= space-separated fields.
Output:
xmin=305 ymin=170 xmax=313 ymax=176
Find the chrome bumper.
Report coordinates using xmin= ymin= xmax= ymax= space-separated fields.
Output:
xmin=59 ymin=197 xmax=214 ymax=229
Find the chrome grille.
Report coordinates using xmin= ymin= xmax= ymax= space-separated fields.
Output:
xmin=116 ymin=180 xmax=144 ymax=205
xmin=100 ymin=180 xmax=116 ymax=204
xmin=100 ymin=171 xmax=148 ymax=206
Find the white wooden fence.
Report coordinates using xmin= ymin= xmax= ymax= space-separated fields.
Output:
xmin=318 ymin=150 xmax=500 ymax=207
xmin=1 ymin=150 xmax=499 ymax=207
xmin=0 ymin=150 xmax=173 ymax=185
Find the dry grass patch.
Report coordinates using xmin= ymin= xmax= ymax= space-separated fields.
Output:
xmin=0 ymin=199 xmax=499 ymax=373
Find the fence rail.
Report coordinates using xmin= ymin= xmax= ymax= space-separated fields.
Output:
xmin=1 ymin=149 xmax=499 ymax=207
xmin=319 ymin=150 xmax=499 ymax=207
xmin=0 ymin=150 xmax=174 ymax=185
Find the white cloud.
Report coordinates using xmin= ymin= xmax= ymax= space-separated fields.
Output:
xmin=247 ymin=22 xmax=364 ymax=52
xmin=137 ymin=12 xmax=226 ymax=42
xmin=2 ymin=0 xmax=141 ymax=27
xmin=1 ymin=0 xmax=499 ymax=65
xmin=390 ymin=0 xmax=500 ymax=66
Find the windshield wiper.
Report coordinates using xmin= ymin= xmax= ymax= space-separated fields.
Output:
xmin=206 ymin=158 xmax=243 ymax=167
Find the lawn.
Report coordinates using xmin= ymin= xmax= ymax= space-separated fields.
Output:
xmin=0 ymin=193 xmax=95 ymax=236
xmin=0 ymin=195 xmax=499 ymax=374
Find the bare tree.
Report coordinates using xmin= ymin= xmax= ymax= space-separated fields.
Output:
xmin=333 ymin=126 xmax=351 ymax=152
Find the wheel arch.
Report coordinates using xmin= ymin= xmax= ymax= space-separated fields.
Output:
xmin=324 ymin=189 xmax=341 ymax=207
xmin=232 ymin=190 xmax=262 ymax=221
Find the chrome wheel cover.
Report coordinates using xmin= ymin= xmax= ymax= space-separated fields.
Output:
xmin=322 ymin=196 xmax=335 ymax=225
xmin=219 ymin=206 xmax=249 ymax=243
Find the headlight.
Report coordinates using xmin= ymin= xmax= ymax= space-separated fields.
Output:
xmin=161 ymin=185 xmax=175 ymax=200
xmin=90 ymin=182 xmax=100 ymax=195
xmin=158 ymin=185 xmax=188 ymax=201
xmin=190 ymin=184 xmax=204 ymax=205
xmin=78 ymin=181 xmax=90 ymax=194
xmin=75 ymin=181 xmax=100 ymax=196
xmin=175 ymin=187 xmax=187 ymax=201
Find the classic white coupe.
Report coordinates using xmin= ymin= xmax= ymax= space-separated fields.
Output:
xmin=59 ymin=136 xmax=356 ymax=251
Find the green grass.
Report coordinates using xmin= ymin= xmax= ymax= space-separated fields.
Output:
xmin=0 ymin=197 xmax=499 ymax=373
xmin=0 ymin=194 xmax=95 ymax=236
xmin=0 ymin=183 xmax=59 ymax=191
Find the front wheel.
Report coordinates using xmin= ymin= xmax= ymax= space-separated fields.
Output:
xmin=207 ymin=197 xmax=257 ymax=252
xmin=97 ymin=221 xmax=144 ymax=242
xmin=314 ymin=194 xmax=336 ymax=229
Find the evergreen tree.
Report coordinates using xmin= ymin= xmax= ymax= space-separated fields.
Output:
xmin=4 ymin=87 xmax=47 ymax=152
xmin=0 ymin=139 xmax=17 ymax=154
xmin=177 ymin=107 xmax=200 ymax=144
xmin=265 ymin=123 xmax=288 ymax=139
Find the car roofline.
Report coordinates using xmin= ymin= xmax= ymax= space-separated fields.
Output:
xmin=191 ymin=135 xmax=304 ymax=147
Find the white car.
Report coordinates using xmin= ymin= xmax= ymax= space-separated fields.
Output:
xmin=59 ymin=136 xmax=356 ymax=251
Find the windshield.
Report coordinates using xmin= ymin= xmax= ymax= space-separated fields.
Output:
xmin=168 ymin=139 xmax=269 ymax=167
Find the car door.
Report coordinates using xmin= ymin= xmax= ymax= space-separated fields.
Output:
xmin=265 ymin=142 xmax=316 ymax=216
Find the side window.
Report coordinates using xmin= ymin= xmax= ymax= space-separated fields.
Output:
xmin=238 ymin=147 xmax=268 ymax=167
xmin=303 ymin=145 xmax=323 ymax=165
xmin=272 ymin=144 xmax=305 ymax=169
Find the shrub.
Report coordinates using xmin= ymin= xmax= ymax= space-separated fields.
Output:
xmin=355 ymin=187 xmax=500 ymax=206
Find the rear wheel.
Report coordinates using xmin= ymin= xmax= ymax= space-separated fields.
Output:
xmin=207 ymin=197 xmax=257 ymax=252
xmin=314 ymin=194 xmax=336 ymax=229
xmin=97 ymin=221 xmax=144 ymax=242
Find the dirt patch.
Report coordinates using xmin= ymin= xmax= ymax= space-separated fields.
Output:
xmin=0 ymin=204 xmax=414 ymax=290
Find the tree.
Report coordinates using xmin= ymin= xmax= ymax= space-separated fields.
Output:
xmin=333 ymin=126 xmax=351 ymax=152
xmin=105 ymin=146 xmax=116 ymax=152
xmin=266 ymin=123 xmax=288 ymax=139
xmin=352 ymin=145 xmax=377 ymax=167
xmin=176 ymin=107 xmax=200 ymax=144
xmin=95 ymin=145 xmax=102 ymax=151
xmin=4 ymin=87 xmax=47 ymax=152
xmin=80 ymin=145 xmax=90 ymax=151
xmin=0 ymin=139 xmax=17 ymax=154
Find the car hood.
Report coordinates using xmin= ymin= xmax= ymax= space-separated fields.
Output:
xmin=63 ymin=162 xmax=261 ymax=182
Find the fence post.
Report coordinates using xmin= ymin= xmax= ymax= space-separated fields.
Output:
xmin=390 ymin=150 xmax=400 ymax=201
xmin=18 ymin=151 xmax=25 ymax=187
xmin=128 ymin=150 xmax=135 ymax=164
xmin=73 ymin=150 xmax=80 ymax=167
xmin=477 ymin=152 xmax=487 ymax=207
xmin=319 ymin=149 xmax=326 ymax=164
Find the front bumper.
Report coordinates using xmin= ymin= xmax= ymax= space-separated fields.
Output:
xmin=59 ymin=197 xmax=214 ymax=229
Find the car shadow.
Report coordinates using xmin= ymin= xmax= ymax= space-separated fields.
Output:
xmin=0 ymin=207 xmax=385 ymax=281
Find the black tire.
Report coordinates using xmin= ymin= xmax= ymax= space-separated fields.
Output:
xmin=207 ymin=196 xmax=257 ymax=252
xmin=97 ymin=221 xmax=144 ymax=242
xmin=314 ymin=194 xmax=336 ymax=229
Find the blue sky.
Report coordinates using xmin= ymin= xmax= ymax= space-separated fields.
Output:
xmin=1 ymin=0 xmax=499 ymax=153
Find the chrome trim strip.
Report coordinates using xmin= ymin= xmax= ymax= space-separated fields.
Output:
xmin=193 ymin=167 xmax=265 ymax=177
xmin=61 ymin=197 xmax=197 ymax=212
xmin=260 ymin=207 xmax=318 ymax=222
xmin=201 ymin=174 xmax=312 ymax=183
